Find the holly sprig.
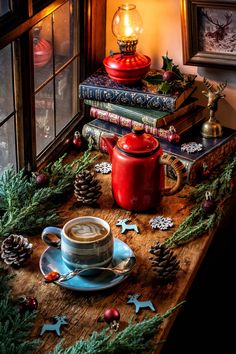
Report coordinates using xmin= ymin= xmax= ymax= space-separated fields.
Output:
xmin=161 ymin=52 xmax=183 ymax=80
xmin=144 ymin=53 xmax=195 ymax=94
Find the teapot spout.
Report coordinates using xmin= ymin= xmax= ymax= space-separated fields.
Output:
xmin=101 ymin=134 xmax=118 ymax=161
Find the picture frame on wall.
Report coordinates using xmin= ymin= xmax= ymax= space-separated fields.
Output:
xmin=181 ymin=0 xmax=236 ymax=69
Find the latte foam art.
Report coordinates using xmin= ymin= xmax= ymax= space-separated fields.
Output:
xmin=67 ymin=221 xmax=107 ymax=242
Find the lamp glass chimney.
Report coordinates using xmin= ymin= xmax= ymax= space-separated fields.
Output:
xmin=112 ymin=4 xmax=143 ymax=51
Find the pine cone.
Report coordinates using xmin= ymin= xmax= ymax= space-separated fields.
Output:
xmin=74 ymin=169 xmax=102 ymax=205
xmin=149 ymin=241 xmax=180 ymax=284
xmin=1 ymin=234 xmax=33 ymax=268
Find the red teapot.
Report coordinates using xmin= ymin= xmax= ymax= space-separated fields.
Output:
xmin=102 ymin=127 xmax=186 ymax=212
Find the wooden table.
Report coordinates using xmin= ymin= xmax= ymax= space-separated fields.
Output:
xmin=10 ymin=151 xmax=219 ymax=353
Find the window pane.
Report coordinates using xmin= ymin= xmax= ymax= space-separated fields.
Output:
xmin=34 ymin=0 xmax=79 ymax=155
xmin=35 ymin=81 xmax=54 ymax=155
xmin=55 ymin=63 xmax=72 ymax=134
xmin=33 ymin=16 xmax=53 ymax=90
xmin=54 ymin=1 xmax=74 ymax=71
xmin=0 ymin=0 xmax=10 ymax=16
xmin=0 ymin=117 xmax=16 ymax=174
xmin=0 ymin=44 xmax=16 ymax=174
xmin=0 ymin=44 xmax=13 ymax=120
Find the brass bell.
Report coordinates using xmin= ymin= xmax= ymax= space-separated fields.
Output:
xmin=201 ymin=111 xmax=223 ymax=138
xmin=201 ymin=77 xmax=227 ymax=138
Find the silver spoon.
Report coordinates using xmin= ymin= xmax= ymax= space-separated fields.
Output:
xmin=56 ymin=256 xmax=136 ymax=283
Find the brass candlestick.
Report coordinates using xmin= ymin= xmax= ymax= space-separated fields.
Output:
xmin=201 ymin=77 xmax=227 ymax=138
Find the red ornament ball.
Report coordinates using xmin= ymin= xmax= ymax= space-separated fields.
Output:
xmin=167 ymin=132 xmax=180 ymax=144
xmin=18 ymin=295 xmax=38 ymax=314
xmin=167 ymin=126 xmax=180 ymax=144
xmin=202 ymin=199 xmax=216 ymax=213
xmin=162 ymin=70 xmax=177 ymax=82
xmin=73 ymin=131 xmax=82 ymax=149
xmin=202 ymin=168 xmax=211 ymax=179
xmin=104 ymin=307 xmax=120 ymax=324
xmin=202 ymin=191 xmax=216 ymax=214
xmin=36 ymin=173 xmax=49 ymax=187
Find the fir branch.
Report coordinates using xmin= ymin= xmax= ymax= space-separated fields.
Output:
xmin=0 ymin=264 xmax=184 ymax=354
xmin=0 ymin=147 xmax=96 ymax=238
xmin=164 ymin=202 xmax=225 ymax=248
xmin=164 ymin=153 xmax=236 ymax=248
xmin=0 ymin=267 xmax=40 ymax=353
xmin=52 ymin=302 xmax=184 ymax=354
xmin=189 ymin=153 xmax=236 ymax=203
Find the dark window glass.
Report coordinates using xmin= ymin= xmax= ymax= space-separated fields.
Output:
xmin=0 ymin=0 xmax=11 ymax=16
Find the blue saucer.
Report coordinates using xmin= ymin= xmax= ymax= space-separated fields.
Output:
xmin=39 ymin=238 xmax=135 ymax=292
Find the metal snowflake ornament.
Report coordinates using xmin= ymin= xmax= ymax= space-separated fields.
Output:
xmin=149 ymin=216 xmax=174 ymax=230
xmin=94 ymin=162 xmax=112 ymax=174
xmin=181 ymin=142 xmax=203 ymax=154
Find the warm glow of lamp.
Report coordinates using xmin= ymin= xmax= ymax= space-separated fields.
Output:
xmin=112 ymin=4 xmax=143 ymax=43
xmin=103 ymin=4 xmax=151 ymax=85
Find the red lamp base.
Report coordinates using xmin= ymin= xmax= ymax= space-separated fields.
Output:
xmin=103 ymin=52 xmax=151 ymax=85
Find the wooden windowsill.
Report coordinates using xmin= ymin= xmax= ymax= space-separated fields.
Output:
xmin=9 ymin=149 xmax=227 ymax=353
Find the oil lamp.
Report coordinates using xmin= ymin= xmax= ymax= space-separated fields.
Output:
xmin=33 ymin=26 xmax=52 ymax=68
xmin=103 ymin=4 xmax=151 ymax=85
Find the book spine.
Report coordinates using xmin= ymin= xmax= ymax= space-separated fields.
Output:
xmin=89 ymin=107 xmax=159 ymax=135
xmin=89 ymin=107 xmax=175 ymax=141
xmin=85 ymin=97 xmax=198 ymax=128
xmin=89 ymin=106 xmax=205 ymax=139
xmin=82 ymin=122 xmax=125 ymax=153
xmin=81 ymin=123 xmax=105 ymax=153
xmin=165 ymin=106 xmax=204 ymax=135
xmin=79 ymin=84 xmax=178 ymax=112
xmin=85 ymin=100 xmax=164 ymax=128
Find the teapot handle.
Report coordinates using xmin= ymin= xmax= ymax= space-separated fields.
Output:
xmin=159 ymin=153 xmax=187 ymax=196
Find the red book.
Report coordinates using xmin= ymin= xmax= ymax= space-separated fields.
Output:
xmin=89 ymin=105 xmax=205 ymax=139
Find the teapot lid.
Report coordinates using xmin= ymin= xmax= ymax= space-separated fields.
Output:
xmin=117 ymin=127 xmax=160 ymax=156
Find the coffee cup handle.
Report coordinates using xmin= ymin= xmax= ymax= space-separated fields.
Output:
xmin=41 ymin=227 xmax=62 ymax=248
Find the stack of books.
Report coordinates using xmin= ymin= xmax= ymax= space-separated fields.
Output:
xmin=79 ymin=68 xmax=236 ymax=185
xmin=79 ymin=67 xmax=205 ymax=143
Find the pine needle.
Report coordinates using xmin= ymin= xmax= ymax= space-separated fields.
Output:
xmin=0 ymin=267 xmax=40 ymax=353
xmin=164 ymin=153 xmax=236 ymax=248
xmin=51 ymin=302 xmax=184 ymax=354
xmin=0 ymin=146 xmax=96 ymax=238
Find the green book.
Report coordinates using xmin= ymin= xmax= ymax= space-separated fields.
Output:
xmin=84 ymin=96 xmax=198 ymax=129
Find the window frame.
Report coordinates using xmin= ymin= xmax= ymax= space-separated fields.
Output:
xmin=0 ymin=0 xmax=106 ymax=172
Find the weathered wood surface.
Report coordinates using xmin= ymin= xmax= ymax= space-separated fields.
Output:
xmin=10 ymin=151 xmax=216 ymax=353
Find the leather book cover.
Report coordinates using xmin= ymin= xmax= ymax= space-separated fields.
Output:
xmin=85 ymin=96 xmax=198 ymax=128
xmin=79 ymin=67 xmax=196 ymax=112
